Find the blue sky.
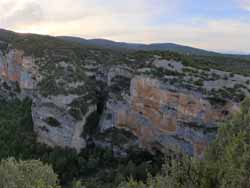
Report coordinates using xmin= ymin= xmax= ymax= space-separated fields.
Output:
xmin=0 ymin=0 xmax=250 ymax=53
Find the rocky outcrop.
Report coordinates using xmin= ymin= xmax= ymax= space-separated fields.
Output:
xmin=0 ymin=49 xmax=37 ymax=90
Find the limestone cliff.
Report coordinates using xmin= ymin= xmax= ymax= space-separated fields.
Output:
xmin=1 ymin=33 xmax=250 ymax=157
xmin=99 ymin=59 xmax=249 ymax=157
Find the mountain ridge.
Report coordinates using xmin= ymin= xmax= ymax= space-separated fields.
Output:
xmin=58 ymin=36 xmax=250 ymax=58
xmin=0 ymin=28 xmax=249 ymax=58
xmin=58 ymin=36 xmax=220 ymax=56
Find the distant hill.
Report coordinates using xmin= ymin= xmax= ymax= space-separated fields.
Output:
xmin=0 ymin=28 xmax=249 ymax=58
xmin=58 ymin=36 xmax=250 ymax=59
xmin=58 ymin=36 xmax=222 ymax=56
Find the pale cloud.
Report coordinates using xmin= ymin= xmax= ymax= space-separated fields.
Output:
xmin=144 ymin=20 xmax=250 ymax=52
xmin=238 ymin=0 xmax=250 ymax=11
xmin=0 ymin=0 xmax=43 ymax=27
xmin=0 ymin=0 xmax=179 ymax=35
xmin=93 ymin=19 xmax=250 ymax=53
xmin=0 ymin=0 xmax=181 ymax=29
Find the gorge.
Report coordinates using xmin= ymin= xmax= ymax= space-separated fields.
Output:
xmin=1 ymin=32 xmax=249 ymax=158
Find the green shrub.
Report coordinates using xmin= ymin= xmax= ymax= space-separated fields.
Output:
xmin=0 ymin=158 xmax=60 ymax=188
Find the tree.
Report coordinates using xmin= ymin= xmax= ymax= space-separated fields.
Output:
xmin=0 ymin=158 xmax=60 ymax=188
xmin=118 ymin=155 xmax=201 ymax=188
xmin=203 ymin=97 xmax=250 ymax=188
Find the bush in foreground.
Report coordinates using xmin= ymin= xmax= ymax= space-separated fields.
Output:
xmin=0 ymin=158 xmax=60 ymax=188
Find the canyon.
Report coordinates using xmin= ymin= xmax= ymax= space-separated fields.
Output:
xmin=0 ymin=34 xmax=250 ymax=158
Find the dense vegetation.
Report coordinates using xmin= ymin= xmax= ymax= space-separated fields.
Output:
xmin=0 ymin=98 xmax=162 ymax=188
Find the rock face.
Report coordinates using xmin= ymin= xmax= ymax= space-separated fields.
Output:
xmin=99 ymin=58 xmax=250 ymax=157
xmin=0 ymin=49 xmax=37 ymax=89
xmin=111 ymin=77 xmax=238 ymax=157
xmin=32 ymin=96 xmax=96 ymax=151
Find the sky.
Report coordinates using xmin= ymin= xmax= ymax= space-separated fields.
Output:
xmin=0 ymin=0 xmax=250 ymax=53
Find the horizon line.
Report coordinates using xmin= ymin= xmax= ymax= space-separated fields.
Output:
xmin=1 ymin=27 xmax=250 ymax=56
